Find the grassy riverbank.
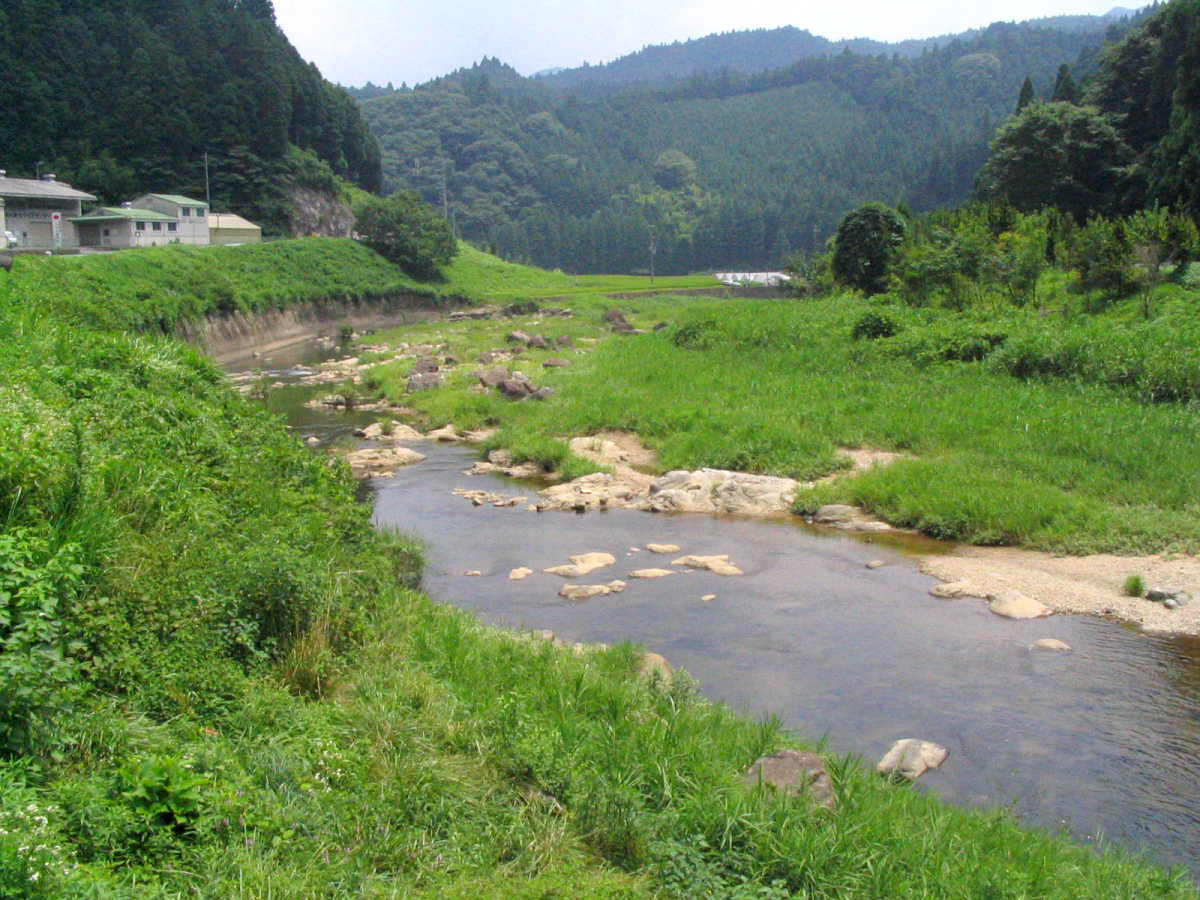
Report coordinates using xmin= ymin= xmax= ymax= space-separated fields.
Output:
xmin=364 ymin=284 xmax=1200 ymax=555
xmin=0 ymin=240 xmax=1194 ymax=894
xmin=1 ymin=240 xmax=718 ymax=333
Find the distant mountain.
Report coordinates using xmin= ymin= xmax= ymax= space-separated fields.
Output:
xmin=359 ymin=11 xmax=1142 ymax=274
xmin=533 ymin=9 xmax=1140 ymax=90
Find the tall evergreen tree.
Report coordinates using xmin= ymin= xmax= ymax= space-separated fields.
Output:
xmin=1051 ymin=64 xmax=1080 ymax=104
xmin=1017 ymin=76 xmax=1036 ymax=111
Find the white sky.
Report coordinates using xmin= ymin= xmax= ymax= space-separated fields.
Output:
xmin=272 ymin=0 xmax=1128 ymax=87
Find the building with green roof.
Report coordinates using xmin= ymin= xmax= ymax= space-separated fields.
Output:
xmin=131 ymin=194 xmax=209 ymax=244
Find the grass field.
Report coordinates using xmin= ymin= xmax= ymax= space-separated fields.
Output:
xmin=358 ymin=283 xmax=1200 ymax=555
xmin=0 ymin=240 xmax=1195 ymax=895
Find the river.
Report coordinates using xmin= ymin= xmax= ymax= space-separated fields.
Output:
xmin=241 ymin=335 xmax=1200 ymax=876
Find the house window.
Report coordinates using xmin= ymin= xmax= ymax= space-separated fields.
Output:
xmin=102 ymin=228 xmax=110 ymax=237
xmin=136 ymin=222 xmax=146 ymax=231
xmin=196 ymin=208 xmax=206 ymax=217
xmin=182 ymin=208 xmax=190 ymax=217
xmin=152 ymin=222 xmax=162 ymax=231
xmin=167 ymin=222 xmax=177 ymax=232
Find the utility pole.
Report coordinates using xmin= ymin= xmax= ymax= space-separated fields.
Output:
xmin=204 ymin=152 xmax=211 ymax=208
xmin=440 ymin=161 xmax=449 ymax=222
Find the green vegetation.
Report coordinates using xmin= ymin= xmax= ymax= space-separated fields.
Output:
xmin=352 ymin=190 xmax=458 ymax=279
xmin=832 ymin=204 xmax=907 ymax=295
xmin=1124 ymin=574 xmax=1146 ymax=597
xmin=0 ymin=230 xmax=1193 ymax=895
xmin=0 ymin=0 xmax=380 ymax=232
xmin=359 ymin=18 xmax=1127 ymax=273
xmin=362 ymin=289 xmax=1200 ymax=555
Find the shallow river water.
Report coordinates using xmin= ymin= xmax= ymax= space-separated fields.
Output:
xmin=243 ymin=338 xmax=1200 ymax=876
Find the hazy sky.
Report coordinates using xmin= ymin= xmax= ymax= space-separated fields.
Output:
xmin=273 ymin=0 xmax=1126 ymax=88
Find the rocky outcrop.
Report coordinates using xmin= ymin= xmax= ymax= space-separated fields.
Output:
xmin=646 ymin=469 xmax=800 ymax=516
xmin=288 ymin=185 xmax=353 ymax=238
xmin=538 ymin=472 xmax=655 ymax=511
xmin=742 ymin=750 xmax=836 ymax=810
xmin=646 ymin=543 xmax=681 ymax=554
xmin=876 ymin=739 xmax=948 ymax=780
xmin=629 ymin=568 xmax=675 ymax=579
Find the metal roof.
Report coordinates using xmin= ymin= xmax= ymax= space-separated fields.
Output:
xmin=137 ymin=193 xmax=207 ymax=207
xmin=0 ymin=176 xmax=96 ymax=202
xmin=71 ymin=207 xmax=177 ymax=223
xmin=209 ymin=213 xmax=260 ymax=230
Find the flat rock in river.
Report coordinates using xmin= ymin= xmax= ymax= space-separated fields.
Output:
xmin=672 ymin=554 xmax=744 ymax=576
xmin=544 ymin=552 xmax=617 ymax=578
xmin=344 ymin=446 xmax=426 ymax=478
xmin=559 ymin=583 xmax=614 ymax=601
xmin=988 ymin=590 xmax=1053 ymax=619
xmin=629 ymin=568 xmax=675 ymax=579
xmin=646 ymin=543 xmax=681 ymax=554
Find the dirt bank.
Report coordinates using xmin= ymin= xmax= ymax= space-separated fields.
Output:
xmin=919 ymin=547 xmax=1200 ymax=637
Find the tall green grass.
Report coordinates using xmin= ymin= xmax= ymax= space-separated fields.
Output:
xmin=377 ymin=295 xmax=1200 ymax=554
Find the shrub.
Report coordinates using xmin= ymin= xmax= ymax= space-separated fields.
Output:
xmin=851 ymin=310 xmax=900 ymax=340
xmin=0 ymin=531 xmax=84 ymax=754
xmin=1123 ymin=574 xmax=1145 ymax=597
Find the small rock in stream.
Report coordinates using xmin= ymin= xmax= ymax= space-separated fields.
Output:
xmin=1031 ymin=638 xmax=1072 ymax=652
xmin=876 ymin=739 xmax=949 ymax=780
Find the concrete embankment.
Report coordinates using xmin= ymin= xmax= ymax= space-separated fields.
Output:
xmin=180 ymin=294 xmax=452 ymax=364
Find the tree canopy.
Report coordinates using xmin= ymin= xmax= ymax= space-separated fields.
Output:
xmin=832 ymin=203 xmax=907 ymax=294
xmin=977 ymin=102 xmax=1131 ymax=220
xmin=352 ymin=192 xmax=457 ymax=280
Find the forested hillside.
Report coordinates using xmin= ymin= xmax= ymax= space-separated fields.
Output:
xmin=360 ymin=14 xmax=1135 ymax=274
xmin=0 ymin=0 xmax=381 ymax=233
xmin=536 ymin=9 xmax=1134 ymax=92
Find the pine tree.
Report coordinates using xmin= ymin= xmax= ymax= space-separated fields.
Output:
xmin=1016 ymin=76 xmax=1035 ymax=112
xmin=1051 ymin=64 xmax=1079 ymax=104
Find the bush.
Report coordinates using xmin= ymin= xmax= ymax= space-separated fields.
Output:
xmin=353 ymin=192 xmax=456 ymax=280
xmin=851 ymin=310 xmax=900 ymax=340
xmin=0 ymin=531 xmax=84 ymax=754
xmin=832 ymin=203 xmax=906 ymax=295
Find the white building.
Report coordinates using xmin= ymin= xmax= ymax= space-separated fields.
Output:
xmin=72 ymin=205 xmax=180 ymax=249
xmin=131 ymin=194 xmax=210 ymax=245
xmin=0 ymin=170 xmax=96 ymax=250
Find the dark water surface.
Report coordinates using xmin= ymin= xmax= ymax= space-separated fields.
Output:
xmin=235 ymin=338 xmax=1200 ymax=875
xmin=371 ymin=443 xmax=1200 ymax=875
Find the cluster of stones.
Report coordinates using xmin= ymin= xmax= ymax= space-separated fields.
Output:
xmin=1146 ymin=586 xmax=1193 ymax=610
